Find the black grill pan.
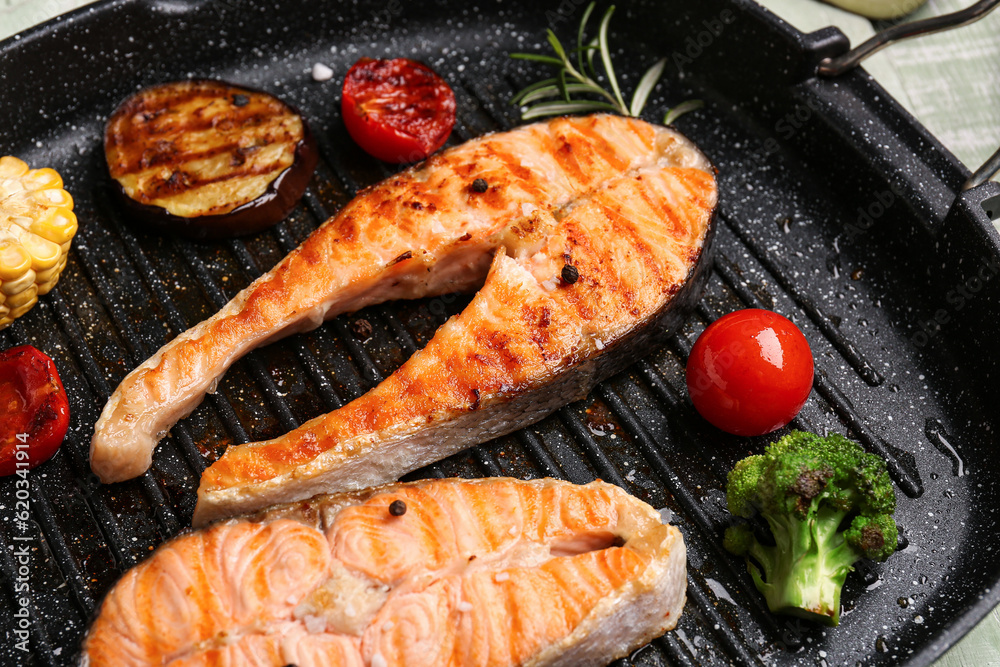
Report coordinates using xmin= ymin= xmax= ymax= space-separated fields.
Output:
xmin=1 ymin=0 xmax=999 ymax=665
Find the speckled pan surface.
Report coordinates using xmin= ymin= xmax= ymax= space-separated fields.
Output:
xmin=1 ymin=0 xmax=999 ymax=665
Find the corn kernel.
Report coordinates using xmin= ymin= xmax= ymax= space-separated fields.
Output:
xmin=0 ymin=240 xmax=32 ymax=281
xmin=0 ymin=156 xmax=28 ymax=178
xmin=32 ymin=187 xmax=74 ymax=208
xmin=5 ymin=283 xmax=38 ymax=308
xmin=0 ymin=156 xmax=77 ymax=328
xmin=9 ymin=296 xmax=38 ymax=319
xmin=21 ymin=234 xmax=62 ymax=271
xmin=31 ymin=208 xmax=78 ymax=246
xmin=23 ymin=168 xmax=64 ymax=191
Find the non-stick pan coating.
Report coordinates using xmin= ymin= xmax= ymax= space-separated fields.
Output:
xmin=1 ymin=1 xmax=998 ymax=665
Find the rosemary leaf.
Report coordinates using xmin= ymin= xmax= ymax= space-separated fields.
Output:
xmin=511 ymin=78 xmax=559 ymax=105
xmin=629 ymin=58 xmax=666 ymax=117
xmin=585 ymin=36 xmax=599 ymax=79
xmin=521 ymin=100 xmax=620 ymax=120
xmin=597 ymin=6 xmax=627 ymax=114
xmin=510 ymin=53 xmax=565 ymax=67
xmin=518 ymin=83 xmax=606 ymax=106
xmin=576 ymin=2 xmax=596 ymax=74
xmin=558 ymin=69 xmax=570 ymax=102
xmin=546 ymin=29 xmax=571 ymax=66
xmin=664 ymin=99 xmax=704 ymax=126
xmin=510 ymin=3 xmax=677 ymax=122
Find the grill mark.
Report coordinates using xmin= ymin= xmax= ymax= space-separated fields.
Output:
xmin=667 ymin=168 xmax=715 ymax=234
xmin=546 ymin=131 xmax=587 ymax=190
xmin=637 ymin=175 xmax=683 ymax=239
xmin=602 ymin=193 xmax=665 ymax=285
xmin=108 ymin=103 xmax=296 ymax=152
xmin=593 ymin=205 xmax=644 ymax=317
xmin=641 ymin=174 xmax=710 ymax=280
xmin=555 ymin=219 xmax=602 ymax=323
xmin=487 ymin=142 xmax=548 ymax=201
xmin=136 ymin=161 xmax=289 ymax=202
xmin=113 ymin=83 xmax=240 ymax=117
xmin=471 ymin=326 xmax=525 ymax=386
xmin=113 ymin=123 xmax=299 ymax=178
xmin=570 ymin=120 xmax=631 ymax=173
xmin=132 ymin=141 xmax=239 ymax=171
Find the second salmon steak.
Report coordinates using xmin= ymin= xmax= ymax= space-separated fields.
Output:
xmin=81 ymin=477 xmax=687 ymax=666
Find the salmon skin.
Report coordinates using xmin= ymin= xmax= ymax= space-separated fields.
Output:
xmin=88 ymin=114 xmax=717 ymax=523
xmin=80 ymin=477 xmax=687 ymax=667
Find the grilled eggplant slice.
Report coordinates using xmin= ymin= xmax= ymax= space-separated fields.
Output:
xmin=104 ymin=80 xmax=317 ymax=240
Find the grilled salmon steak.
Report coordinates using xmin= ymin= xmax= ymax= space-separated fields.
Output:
xmin=81 ymin=477 xmax=687 ymax=667
xmin=89 ymin=114 xmax=717 ymax=521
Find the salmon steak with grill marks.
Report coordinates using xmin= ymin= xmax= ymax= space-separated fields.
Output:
xmin=88 ymin=114 xmax=717 ymax=525
xmin=81 ymin=477 xmax=687 ymax=667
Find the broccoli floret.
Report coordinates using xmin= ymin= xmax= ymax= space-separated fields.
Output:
xmin=723 ymin=431 xmax=898 ymax=626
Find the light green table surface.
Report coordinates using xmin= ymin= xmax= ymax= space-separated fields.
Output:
xmin=2 ymin=0 xmax=998 ymax=665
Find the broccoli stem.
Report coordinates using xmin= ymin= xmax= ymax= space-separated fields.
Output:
xmin=749 ymin=505 xmax=860 ymax=626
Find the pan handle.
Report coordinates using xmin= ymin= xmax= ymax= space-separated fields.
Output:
xmin=816 ymin=0 xmax=1000 ymax=77
xmin=963 ymin=146 xmax=1000 ymax=191
xmin=818 ymin=0 xmax=1000 ymax=189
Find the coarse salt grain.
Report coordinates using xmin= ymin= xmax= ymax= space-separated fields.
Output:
xmin=382 ymin=621 xmax=395 ymax=632
xmin=521 ymin=202 xmax=536 ymax=216
xmin=458 ymin=601 xmax=474 ymax=612
xmin=371 ymin=653 xmax=388 ymax=667
xmin=312 ymin=63 xmax=334 ymax=81
xmin=508 ymin=525 xmax=518 ymax=536
xmin=495 ymin=572 xmax=510 ymax=582
xmin=303 ymin=614 xmax=325 ymax=634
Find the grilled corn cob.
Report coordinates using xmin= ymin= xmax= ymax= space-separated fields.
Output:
xmin=0 ymin=156 xmax=78 ymax=329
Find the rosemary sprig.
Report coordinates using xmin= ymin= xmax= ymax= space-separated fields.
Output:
xmin=510 ymin=3 xmax=669 ymax=120
xmin=664 ymin=99 xmax=704 ymax=126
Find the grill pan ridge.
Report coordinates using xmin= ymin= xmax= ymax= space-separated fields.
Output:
xmin=1 ymin=0 xmax=999 ymax=665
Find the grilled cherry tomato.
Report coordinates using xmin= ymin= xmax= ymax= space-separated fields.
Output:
xmin=341 ymin=57 xmax=456 ymax=163
xmin=0 ymin=345 xmax=70 ymax=476
xmin=686 ymin=309 xmax=813 ymax=436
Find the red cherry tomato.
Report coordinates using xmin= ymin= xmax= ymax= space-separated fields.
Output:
xmin=0 ymin=345 xmax=70 ymax=476
xmin=685 ymin=309 xmax=813 ymax=436
xmin=341 ymin=57 xmax=456 ymax=163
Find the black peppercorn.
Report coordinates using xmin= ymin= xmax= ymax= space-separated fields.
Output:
xmin=232 ymin=94 xmax=250 ymax=107
xmin=561 ymin=264 xmax=579 ymax=284
xmin=472 ymin=178 xmax=488 ymax=193
xmin=351 ymin=318 xmax=373 ymax=341
xmin=389 ymin=499 xmax=407 ymax=516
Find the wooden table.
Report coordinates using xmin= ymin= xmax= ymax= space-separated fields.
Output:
xmin=2 ymin=0 xmax=998 ymax=664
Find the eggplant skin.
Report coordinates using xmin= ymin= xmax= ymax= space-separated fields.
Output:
xmin=104 ymin=79 xmax=318 ymax=240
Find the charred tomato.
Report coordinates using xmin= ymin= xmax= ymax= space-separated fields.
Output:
xmin=0 ymin=345 xmax=70 ymax=476
xmin=341 ymin=57 xmax=456 ymax=163
xmin=686 ymin=309 xmax=814 ymax=436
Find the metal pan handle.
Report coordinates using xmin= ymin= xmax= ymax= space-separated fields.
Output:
xmin=817 ymin=0 xmax=1000 ymax=189
xmin=816 ymin=0 xmax=1000 ymax=76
